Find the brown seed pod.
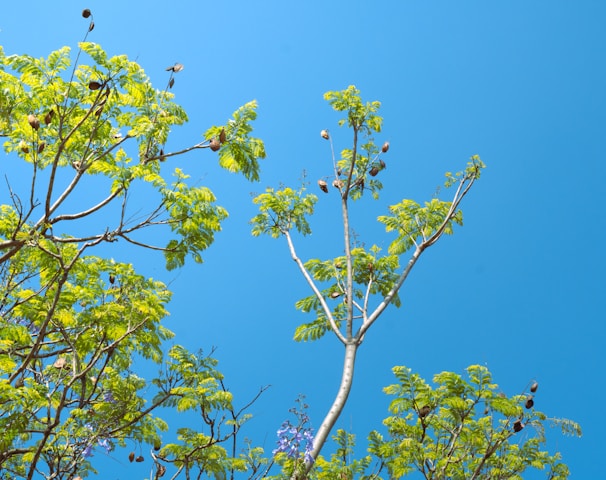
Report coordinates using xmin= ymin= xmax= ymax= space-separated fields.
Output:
xmin=168 ymin=78 xmax=175 ymax=89
xmin=209 ymin=137 xmax=221 ymax=152
xmin=380 ymin=159 xmax=386 ymax=169
xmin=369 ymin=166 xmax=380 ymax=177
xmin=418 ymin=405 xmax=431 ymax=418
xmin=135 ymin=455 xmax=144 ymax=463
xmin=317 ymin=179 xmax=328 ymax=193
xmin=166 ymin=63 xmax=184 ymax=72
xmin=154 ymin=439 xmax=162 ymax=451
xmin=525 ymin=395 xmax=534 ymax=409
xmin=53 ymin=357 xmax=67 ymax=369
xmin=530 ymin=381 xmax=538 ymax=393
xmin=157 ymin=464 xmax=167 ymax=478
xmin=37 ymin=142 xmax=46 ymax=154
xmin=44 ymin=109 xmax=55 ymax=125
xmin=28 ymin=114 xmax=40 ymax=130
xmin=484 ymin=405 xmax=490 ymax=415
xmin=95 ymin=107 xmax=103 ymax=116
xmin=128 ymin=451 xmax=135 ymax=462
xmin=513 ymin=419 xmax=524 ymax=432
xmin=329 ymin=291 xmax=341 ymax=299
xmin=72 ymin=161 xmax=82 ymax=170
xmin=320 ymin=129 xmax=329 ymax=140
xmin=88 ymin=21 xmax=95 ymax=32
xmin=381 ymin=141 xmax=390 ymax=153
xmin=20 ymin=141 xmax=29 ymax=154
xmin=82 ymin=8 xmax=92 ymax=18
xmin=219 ymin=127 xmax=227 ymax=144
xmin=332 ymin=179 xmax=343 ymax=189
xmin=109 ymin=274 xmax=115 ymax=285
xmin=88 ymin=81 xmax=102 ymax=90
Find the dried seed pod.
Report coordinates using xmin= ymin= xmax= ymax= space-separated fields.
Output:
xmin=109 ymin=274 xmax=115 ymax=285
xmin=329 ymin=291 xmax=341 ymax=299
xmin=95 ymin=107 xmax=103 ymax=116
xmin=135 ymin=455 xmax=144 ymax=463
xmin=381 ymin=141 xmax=390 ymax=153
xmin=44 ymin=109 xmax=55 ymax=125
xmin=166 ymin=63 xmax=184 ymax=72
xmin=380 ymin=159 xmax=386 ymax=169
xmin=317 ymin=179 xmax=328 ymax=193
xmin=530 ymin=381 xmax=538 ymax=393
xmin=53 ymin=357 xmax=67 ymax=369
xmin=332 ymin=179 xmax=343 ymax=189
xmin=484 ymin=405 xmax=490 ymax=415
xmin=418 ymin=405 xmax=431 ymax=418
xmin=128 ymin=452 xmax=135 ymax=462
xmin=320 ymin=129 xmax=329 ymax=140
xmin=525 ymin=395 xmax=534 ymax=409
xmin=219 ymin=127 xmax=226 ymax=144
xmin=209 ymin=137 xmax=221 ymax=152
xmin=88 ymin=21 xmax=95 ymax=32
xmin=156 ymin=464 xmax=167 ymax=478
xmin=20 ymin=141 xmax=29 ymax=154
xmin=154 ymin=439 xmax=162 ymax=451
xmin=513 ymin=419 xmax=524 ymax=432
xmin=88 ymin=81 xmax=102 ymax=90
xmin=28 ymin=114 xmax=40 ymax=130
xmin=37 ymin=141 xmax=46 ymax=154
xmin=369 ymin=166 xmax=380 ymax=177
xmin=168 ymin=78 xmax=175 ymax=89
xmin=72 ymin=161 xmax=82 ymax=170
xmin=82 ymin=8 xmax=92 ymax=18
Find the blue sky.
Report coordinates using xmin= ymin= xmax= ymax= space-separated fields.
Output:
xmin=2 ymin=1 xmax=605 ymax=478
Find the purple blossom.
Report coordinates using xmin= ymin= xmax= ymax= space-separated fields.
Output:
xmin=272 ymin=420 xmax=314 ymax=461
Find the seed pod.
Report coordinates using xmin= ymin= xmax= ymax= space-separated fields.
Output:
xmin=380 ymin=159 xmax=386 ymax=169
xmin=53 ymin=357 xmax=67 ymax=369
xmin=418 ymin=405 xmax=431 ymax=418
xmin=37 ymin=141 xmax=46 ymax=154
xmin=154 ymin=439 xmax=162 ymax=451
xmin=44 ymin=109 xmax=55 ymax=124
xmin=88 ymin=81 xmax=102 ymax=90
xmin=128 ymin=452 xmax=135 ymax=462
xmin=166 ymin=63 xmax=184 ymax=72
xmin=332 ymin=179 xmax=343 ymax=189
xmin=381 ymin=141 xmax=390 ymax=153
xmin=135 ymin=455 xmax=144 ymax=463
xmin=28 ymin=114 xmax=40 ymax=130
xmin=484 ymin=405 xmax=490 ymax=415
xmin=329 ymin=291 xmax=341 ymax=299
xmin=513 ymin=419 xmax=524 ymax=432
xmin=525 ymin=395 xmax=534 ymax=409
xmin=168 ymin=78 xmax=175 ymax=89
xmin=320 ymin=129 xmax=329 ymax=140
xmin=95 ymin=107 xmax=103 ymax=116
xmin=369 ymin=166 xmax=380 ymax=177
xmin=209 ymin=137 xmax=221 ymax=152
xmin=530 ymin=381 xmax=538 ymax=393
xmin=72 ymin=161 xmax=82 ymax=170
xmin=219 ymin=127 xmax=226 ymax=144
xmin=82 ymin=8 xmax=92 ymax=18
xmin=109 ymin=274 xmax=115 ymax=285
xmin=157 ymin=464 xmax=167 ymax=478
xmin=317 ymin=179 xmax=328 ymax=193
xmin=88 ymin=21 xmax=95 ymax=32
xmin=20 ymin=141 xmax=29 ymax=154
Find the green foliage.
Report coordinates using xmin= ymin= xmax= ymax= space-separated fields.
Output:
xmin=0 ymin=40 xmax=265 ymax=479
xmin=369 ymin=365 xmax=581 ymax=480
xmin=251 ymin=186 xmax=318 ymax=237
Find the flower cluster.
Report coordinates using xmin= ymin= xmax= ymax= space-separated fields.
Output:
xmin=272 ymin=396 xmax=314 ymax=463
xmin=273 ymin=420 xmax=314 ymax=463
xmin=82 ymin=424 xmax=113 ymax=458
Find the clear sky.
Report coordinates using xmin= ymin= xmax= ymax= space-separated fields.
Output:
xmin=2 ymin=1 xmax=605 ymax=478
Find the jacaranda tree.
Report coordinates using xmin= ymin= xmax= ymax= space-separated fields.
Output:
xmin=0 ymin=9 xmax=580 ymax=480
xmin=252 ymin=86 xmax=580 ymax=479
xmin=0 ymin=9 xmax=265 ymax=480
